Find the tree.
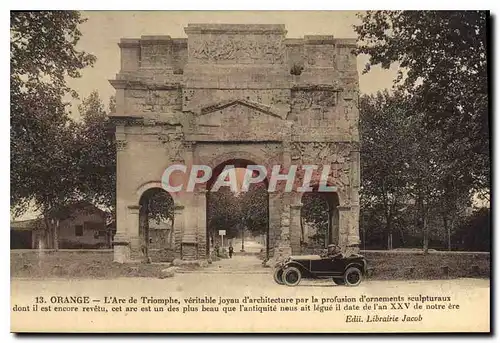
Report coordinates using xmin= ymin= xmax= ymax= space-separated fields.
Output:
xmin=359 ymin=90 xmax=473 ymax=252
xmin=452 ymin=207 xmax=490 ymax=251
xmin=354 ymin=11 xmax=489 ymax=198
xmin=238 ymin=182 xmax=268 ymax=235
xmin=300 ymin=192 xmax=330 ymax=247
xmin=207 ymin=187 xmax=242 ymax=241
xmin=359 ymin=91 xmax=414 ymax=249
xmin=74 ymin=91 xmax=116 ymax=212
xmin=11 ymin=11 xmax=96 ymax=218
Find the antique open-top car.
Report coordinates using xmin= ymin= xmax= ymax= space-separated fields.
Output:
xmin=273 ymin=245 xmax=367 ymax=287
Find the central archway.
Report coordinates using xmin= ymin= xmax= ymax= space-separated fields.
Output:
xmin=205 ymin=159 xmax=270 ymax=260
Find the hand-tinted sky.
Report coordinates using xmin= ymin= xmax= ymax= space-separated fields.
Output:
xmin=66 ymin=10 xmax=399 ymax=117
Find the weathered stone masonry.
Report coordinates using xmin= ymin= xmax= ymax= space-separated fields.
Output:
xmin=110 ymin=24 xmax=360 ymax=262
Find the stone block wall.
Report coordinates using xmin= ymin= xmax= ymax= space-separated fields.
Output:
xmin=110 ymin=24 xmax=360 ymax=262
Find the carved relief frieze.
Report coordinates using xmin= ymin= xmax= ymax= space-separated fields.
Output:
xmin=127 ymin=89 xmax=181 ymax=113
xmin=291 ymin=90 xmax=337 ymax=113
xmin=183 ymin=89 xmax=290 ymax=115
xmin=291 ymin=142 xmax=352 ymax=188
xmin=157 ymin=130 xmax=184 ymax=163
xmin=190 ymin=35 xmax=284 ymax=64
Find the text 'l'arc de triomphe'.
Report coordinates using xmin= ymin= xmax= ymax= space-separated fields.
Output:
xmin=110 ymin=24 xmax=360 ymax=263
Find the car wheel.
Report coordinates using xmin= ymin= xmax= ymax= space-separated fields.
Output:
xmin=332 ymin=277 xmax=345 ymax=285
xmin=343 ymin=267 xmax=362 ymax=287
xmin=283 ymin=267 xmax=302 ymax=286
xmin=273 ymin=268 xmax=285 ymax=285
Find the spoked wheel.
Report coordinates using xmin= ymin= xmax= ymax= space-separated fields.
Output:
xmin=332 ymin=277 xmax=345 ymax=285
xmin=273 ymin=268 xmax=285 ymax=285
xmin=283 ymin=267 xmax=302 ymax=287
xmin=343 ymin=267 xmax=362 ymax=287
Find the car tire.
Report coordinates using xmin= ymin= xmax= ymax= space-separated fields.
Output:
xmin=283 ymin=267 xmax=302 ymax=287
xmin=273 ymin=268 xmax=285 ymax=285
xmin=343 ymin=267 xmax=362 ymax=287
xmin=332 ymin=277 xmax=345 ymax=285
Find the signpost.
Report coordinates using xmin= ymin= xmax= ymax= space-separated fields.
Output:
xmin=219 ymin=230 xmax=226 ymax=248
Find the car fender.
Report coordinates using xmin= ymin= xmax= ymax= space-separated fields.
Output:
xmin=344 ymin=262 xmax=366 ymax=275
xmin=283 ymin=261 xmax=309 ymax=275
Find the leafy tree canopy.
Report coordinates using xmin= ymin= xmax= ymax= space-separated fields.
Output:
xmin=11 ymin=11 xmax=96 ymax=217
xmin=354 ymin=11 xmax=489 ymax=196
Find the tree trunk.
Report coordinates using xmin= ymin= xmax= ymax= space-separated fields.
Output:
xmin=53 ymin=219 xmax=59 ymax=251
xmin=423 ymin=216 xmax=429 ymax=255
xmin=386 ymin=211 xmax=393 ymax=250
xmin=443 ymin=215 xmax=451 ymax=251
xmin=43 ymin=217 xmax=52 ymax=249
xmin=399 ymin=226 xmax=406 ymax=247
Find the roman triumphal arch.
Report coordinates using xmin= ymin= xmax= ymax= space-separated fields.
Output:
xmin=110 ymin=24 xmax=360 ymax=262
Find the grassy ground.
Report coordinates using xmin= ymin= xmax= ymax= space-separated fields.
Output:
xmin=11 ymin=251 xmax=167 ymax=279
xmin=363 ymin=251 xmax=490 ymax=280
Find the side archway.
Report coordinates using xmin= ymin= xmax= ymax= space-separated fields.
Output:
xmin=297 ymin=184 xmax=340 ymax=254
xmin=137 ymin=186 xmax=176 ymax=262
xmin=135 ymin=181 xmax=182 ymax=207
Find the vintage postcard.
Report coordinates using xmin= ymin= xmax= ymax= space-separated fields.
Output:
xmin=10 ymin=10 xmax=490 ymax=333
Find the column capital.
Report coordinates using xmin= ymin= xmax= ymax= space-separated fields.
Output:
xmin=184 ymin=141 xmax=197 ymax=150
xmin=116 ymin=139 xmax=128 ymax=151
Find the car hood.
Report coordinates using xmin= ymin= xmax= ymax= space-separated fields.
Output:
xmin=345 ymin=253 xmax=364 ymax=259
xmin=289 ymin=255 xmax=323 ymax=261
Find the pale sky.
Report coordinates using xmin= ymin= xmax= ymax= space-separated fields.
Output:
xmin=66 ymin=10 xmax=398 ymax=116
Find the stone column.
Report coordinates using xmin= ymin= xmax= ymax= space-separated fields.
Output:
xmin=267 ymin=191 xmax=282 ymax=258
xmin=348 ymin=149 xmax=361 ymax=251
xmin=269 ymin=131 xmax=294 ymax=263
xmin=173 ymin=204 xmax=185 ymax=259
xmin=113 ymin=128 xmax=130 ymax=263
xmin=337 ymin=206 xmax=351 ymax=250
xmin=127 ymin=205 xmax=142 ymax=261
xmin=271 ymin=193 xmax=293 ymax=264
xmin=181 ymin=142 xmax=198 ymax=260
xmin=196 ymin=188 xmax=208 ymax=259
xmin=289 ymin=202 xmax=303 ymax=254
xmin=330 ymin=205 xmax=340 ymax=245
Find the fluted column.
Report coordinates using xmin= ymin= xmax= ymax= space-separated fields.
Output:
xmin=180 ymin=141 xmax=199 ymax=260
xmin=127 ymin=205 xmax=142 ymax=261
xmin=113 ymin=126 xmax=130 ymax=263
xmin=173 ymin=204 xmax=185 ymax=259
xmin=337 ymin=206 xmax=351 ymax=250
xmin=348 ymin=148 xmax=361 ymax=251
xmin=267 ymin=191 xmax=282 ymax=258
xmin=196 ymin=188 xmax=208 ymax=259
xmin=289 ymin=202 xmax=303 ymax=254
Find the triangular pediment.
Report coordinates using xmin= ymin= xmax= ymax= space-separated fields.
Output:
xmin=198 ymin=99 xmax=282 ymax=119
